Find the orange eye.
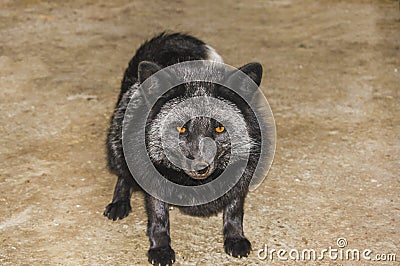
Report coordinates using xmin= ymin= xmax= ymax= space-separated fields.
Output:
xmin=215 ymin=126 xmax=225 ymax=133
xmin=176 ymin=126 xmax=186 ymax=133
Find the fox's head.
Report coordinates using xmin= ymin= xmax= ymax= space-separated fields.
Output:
xmin=141 ymin=61 xmax=262 ymax=182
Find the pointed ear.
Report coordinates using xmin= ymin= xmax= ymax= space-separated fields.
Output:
xmin=238 ymin=62 xmax=263 ymax=87
xmin=137 ymin=61 xmax=175 ymax=108
xmin=138 ymin=61 xmax=162 ymax=83
xmin=223 ymin=62 xmax=263 ymax=99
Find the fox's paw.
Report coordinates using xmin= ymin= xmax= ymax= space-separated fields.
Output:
xmin=148 ymin=246 xmax=175 ymax=266
xmin=103 ymin=200 xmax=131 ymax=221
xmin=224 ymin=237 xmax=252 ymax=258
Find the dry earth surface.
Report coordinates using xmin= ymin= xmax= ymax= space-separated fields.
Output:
xmin=0 ymin=0 xmax=399 ymax=265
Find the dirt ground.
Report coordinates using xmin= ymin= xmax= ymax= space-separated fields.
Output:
xmin=0 ymin=0 xmax=399 ymax=265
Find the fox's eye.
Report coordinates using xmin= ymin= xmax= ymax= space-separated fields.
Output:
xmin=176 ymin=126 xmax=186 ymax=133
xmin=215 ymin=126 xmax=225 ymax=133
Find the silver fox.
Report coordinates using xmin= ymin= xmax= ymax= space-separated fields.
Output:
xmin=104 ymin=32 xmax=263 ymax=265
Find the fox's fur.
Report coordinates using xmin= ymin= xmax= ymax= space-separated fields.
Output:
xmin=104 ymin=32 xmax=263 ymax=265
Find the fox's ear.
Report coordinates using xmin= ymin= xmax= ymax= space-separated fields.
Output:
xmin=138 ymin=61 xmax=162 ymax=83
xmin=137 ymin=61 xmax=175 ymax=107
xmin=238 ymin=62 xmax=263 ymax=87
xmin=224 ymin=62 xmax=263 ymax=98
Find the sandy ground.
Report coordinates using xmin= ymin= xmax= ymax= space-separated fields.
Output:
xmin=0 ymin=0 xmax=399 ymax=265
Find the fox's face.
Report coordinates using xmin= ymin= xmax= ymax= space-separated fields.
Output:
xmin=146 ymin=91 xmax=255 ymax=182
xmin=142 ymin=61 xmax=263 ymax=183
xmin=176 ymin=117 xmax=230 ymax=179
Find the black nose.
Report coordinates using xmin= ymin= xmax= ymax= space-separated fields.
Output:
xmin=194 ymin=162 xmax=209 ymax=174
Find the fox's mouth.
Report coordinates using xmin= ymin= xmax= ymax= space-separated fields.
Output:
xmin=185 ymin=162 xmax=213 ymax=180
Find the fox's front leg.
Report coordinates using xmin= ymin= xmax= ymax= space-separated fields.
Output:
xmin=223 ymin=197 xmax=252 ymax=258
xmin=145 ymin=194 xmax=175 ymax=266
xmin=104 ymin=176 xmax=133 ymax=220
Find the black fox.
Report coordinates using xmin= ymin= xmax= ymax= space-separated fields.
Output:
xmin=104 ymin=32 xmax=263 ymax=265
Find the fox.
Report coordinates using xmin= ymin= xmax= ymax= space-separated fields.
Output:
xmin=104 ymin=32 xmax=263 ymax=265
